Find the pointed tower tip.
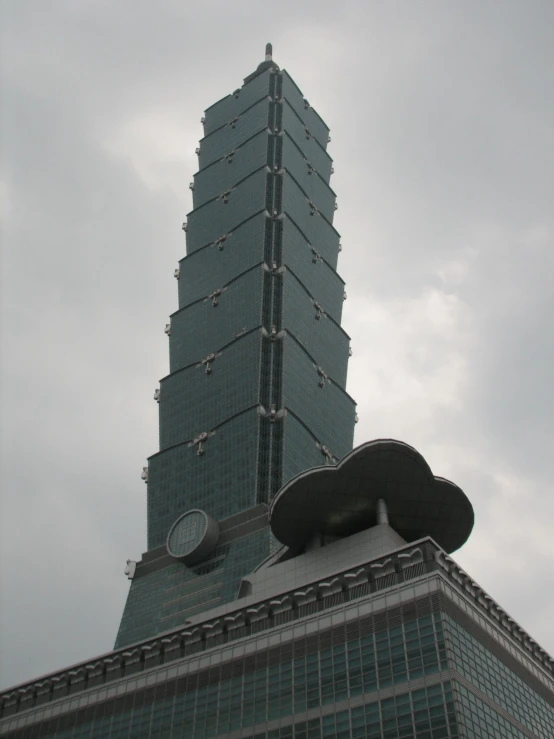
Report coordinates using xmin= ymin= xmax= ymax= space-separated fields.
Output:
xmin=243 ymin=43 xmax=278 ymax=84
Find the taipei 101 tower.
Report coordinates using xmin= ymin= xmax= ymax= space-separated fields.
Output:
xmin=1 ymin=47 xmax=552 ymax=739
xmin=115 ymin=43 xmax=357 ymax=647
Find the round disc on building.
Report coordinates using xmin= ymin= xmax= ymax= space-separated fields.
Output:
xmin=166 ymin=509 xmax=219 ymax=565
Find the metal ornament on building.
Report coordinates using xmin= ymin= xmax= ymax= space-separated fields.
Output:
xmin=188 ymin=430 xmax=215 ymax=456
xmin=198 ymin=351 xmax=221 ymax=374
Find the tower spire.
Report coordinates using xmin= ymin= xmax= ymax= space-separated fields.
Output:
xmin=244 ymin=42 xmax=279 ymax=83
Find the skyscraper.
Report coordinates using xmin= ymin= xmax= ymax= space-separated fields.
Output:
xmin=0 ymin=47 xmax=552 ymax=739
xmin=115 ymin=42 xmax=356 ymax=649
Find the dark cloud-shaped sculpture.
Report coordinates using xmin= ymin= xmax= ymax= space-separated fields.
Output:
xmin=270 ymin=439 xmax=474 ymax=553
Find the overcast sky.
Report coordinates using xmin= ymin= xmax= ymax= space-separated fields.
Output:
xmin=1 ymin=0 xmax=553 ymax=690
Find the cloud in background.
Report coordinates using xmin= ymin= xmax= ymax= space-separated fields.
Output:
xmin=1 ymin=0 xmax=553 ymax=689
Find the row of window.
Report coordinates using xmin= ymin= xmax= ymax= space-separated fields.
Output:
xmin=444 ymin=615 xmax=554 ymax=737
xmin=13 ymin=682 xmax=459 ymax=739
xmin=455 ymin=683 xmax=528 ymax=739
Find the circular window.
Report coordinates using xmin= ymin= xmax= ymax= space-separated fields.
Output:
xmin=166 ymin=509 xmax=219 ymax=565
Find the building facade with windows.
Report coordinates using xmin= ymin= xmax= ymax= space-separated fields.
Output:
xmin=0 ymin=47 xmax=552 ymax=739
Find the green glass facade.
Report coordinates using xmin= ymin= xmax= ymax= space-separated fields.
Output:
xmin=115 ymin=61 xmax=356 ymax=648
xmin=444 ymin=617 xmax=554 ymax=737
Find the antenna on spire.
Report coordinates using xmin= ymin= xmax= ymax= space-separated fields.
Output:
xmin=265 ymin=43 xmax=273 ymax=61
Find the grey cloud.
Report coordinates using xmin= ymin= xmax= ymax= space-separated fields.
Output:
xmin=1 ymin=0 xmax=553 ymax=689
